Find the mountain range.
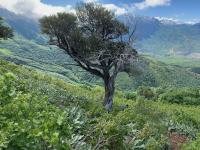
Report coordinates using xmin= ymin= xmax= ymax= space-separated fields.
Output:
xmin=1 ymin=7 xmax=200 ymax=56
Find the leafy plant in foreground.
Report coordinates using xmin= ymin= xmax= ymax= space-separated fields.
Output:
xmin=0 ymin=73 xmax=90 ymax=149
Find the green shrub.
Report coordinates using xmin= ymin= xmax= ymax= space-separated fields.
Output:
xmin=159 ymin=88 xmax=200 ymax=105
xmin=0 ymin=72 xmax=16 ymax=105
xmin=137 ymin=86 xmax=155 ymax=100
xmin=182 ymin=133 xmax=200 ymax=150
xmin=0 ymin=73 xmax=90 ymax=149
xmin=124 ymin=92 xmax=137 ymax=100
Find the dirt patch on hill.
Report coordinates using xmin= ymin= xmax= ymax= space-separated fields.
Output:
xmin=170 ymin=132 xmax=189 ymax=150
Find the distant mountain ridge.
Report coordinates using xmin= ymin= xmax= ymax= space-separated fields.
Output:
xmin=0 ymin=8 xmax=38 ymax=39
xmin=0 ymin=8 xmax=46 ymax=43
xmin=119 ymin=14 xmax=200 ymax=56
xmin=133 ymin=16 xmax=200 ymax=55
xmin=1 ymin=8 xmax=200 ymax=56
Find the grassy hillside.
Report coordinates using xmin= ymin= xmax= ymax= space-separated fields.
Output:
xmin=123 ymin=56 xmax=200 ymax=89
xmin=0 ymin=36 xmax=89 ymax=83
xmin=154 ymin=56 xmax=200 ymax=75
xmin=1 ymin=37 xmax=200 ymax=91
xmin=1 ymin=58 xmax=200 ymax=149
xmin=155 ymin=56 xmax=200 ymax=68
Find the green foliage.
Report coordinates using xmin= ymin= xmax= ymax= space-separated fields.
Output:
xmin=0 ymin=73 xmax=90 ymax=149
xmin=190 ymin=67 xmax=200 ymax=74
xmin=156 ymin=55 xmax=200 ymax=68
xmin=39 ymin=2 xmax=132 ymax=63
xmin=0 ymin=72 xmax=16 ymax=105
xmin=0 ymin=48 xmax=12 ymax=55
xmin=158 ymin=87 xmax=200 ymax=105
xmin=0 ymin=17 xmax=13 ymax=39
xmin=182 ymin=134 xmax=200 ymax=150
xmin=124 ymin=91 xmax=137 ymax=100
xmin=1 ymin=59 xmax=200 ymax=149
xmin=83 ymin=99 xmax=170 ymax=149
xmin=137 ymin=86 xmax=155 ymax=99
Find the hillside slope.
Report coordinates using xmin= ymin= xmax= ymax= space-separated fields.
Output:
xmin=1 ymin=39 xmax=200 ymax=90
xmin=1 ymin=41 xmax=200 ymax=90
xmin=130 ymin=57 xmax=200 ymax=89
xmin=1 ymin=58 xmax=200 ymax=149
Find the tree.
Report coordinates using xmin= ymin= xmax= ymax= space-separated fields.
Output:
xmin=40 ymin=3 xmax=138 ymax=111
xmin=0 ymin=17 xmax=13 ymax=39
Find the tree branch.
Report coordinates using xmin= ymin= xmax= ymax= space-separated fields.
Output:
xmin=57 ymin=36 xmax=104 ymax=78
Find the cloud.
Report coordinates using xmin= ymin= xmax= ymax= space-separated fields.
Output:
xmin=134 ymin=0 xmax=171 ymax=10
xmin=0 ymin=0 xmax=126 ymax=18
xmin=103 ymin=4 xmax=127 ymax=15
xmin=0 ymin=0 xmax=75 ymax=18
xmin=83 ymin=0 xmax=127 ymax=15
xmin=83 ymin=0 xmax=99 ymax=3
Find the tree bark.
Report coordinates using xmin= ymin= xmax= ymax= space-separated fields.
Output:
xmin=103 ymin=77 xmax=115 ymax=112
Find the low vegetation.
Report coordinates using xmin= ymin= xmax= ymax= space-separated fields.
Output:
xmin=0 ymin=59 xmax=200 ymax=149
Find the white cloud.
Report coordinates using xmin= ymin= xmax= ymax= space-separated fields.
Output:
xmin=0 ymin=0 xmax=75 ymax=18
xmin=83 ymin=0 xmax=127 ymax=15
xmin=83 ymin=0 xmax=99 ymax=3
xmin=186 ymin=19 xmax=200 ymax=25
xmin=134 ymin=0 xmax=171 ymax=10
xmin=0 ymin=0 xmax=126 ymax=18
xmin=103 ymin=4 xmax=127 ymax=15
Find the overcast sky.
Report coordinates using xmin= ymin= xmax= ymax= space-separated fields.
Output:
xmin=0 ymin=0 xmax=199 ymax=22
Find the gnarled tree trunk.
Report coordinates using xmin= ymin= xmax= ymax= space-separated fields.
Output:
xmin=103 ymin=77 xmax=115 ymax=111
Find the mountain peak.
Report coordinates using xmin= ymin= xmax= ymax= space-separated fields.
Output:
xmin=154 ymin=17 xmax=199 ymax=25
xmin=154 ymin=17 xmax=184 ymax=25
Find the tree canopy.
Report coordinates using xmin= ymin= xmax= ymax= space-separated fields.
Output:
xmin=40 ymin=3 xmax=138 ymax=111
xmin=0 ymin=17 xmax=13 ymax=39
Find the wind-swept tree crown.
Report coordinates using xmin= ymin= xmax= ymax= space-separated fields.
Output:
xmin=40 ymin=3 xmax=137 ymax=78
